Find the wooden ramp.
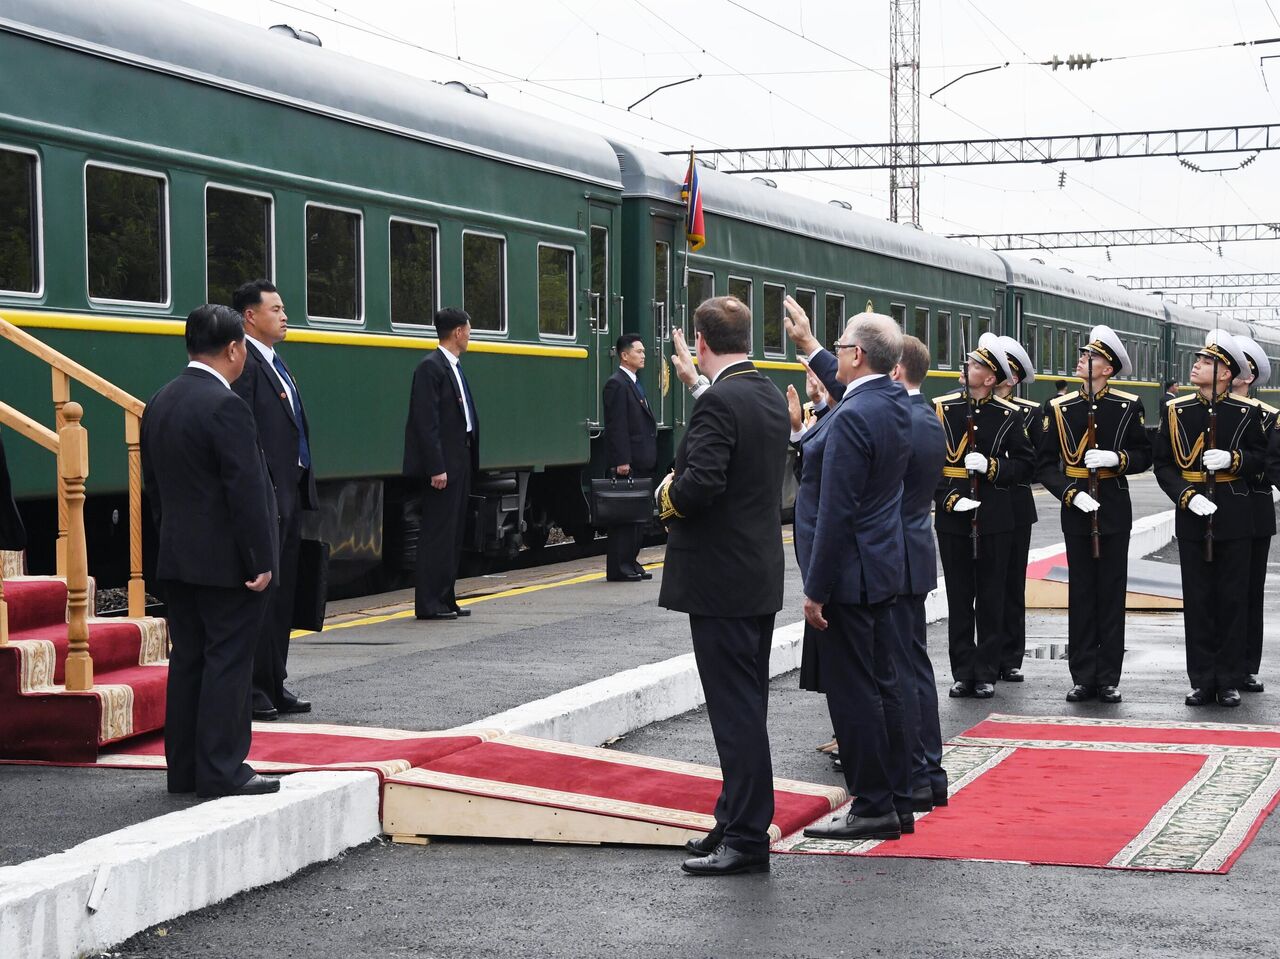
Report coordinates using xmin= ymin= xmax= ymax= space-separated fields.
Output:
xmin=383 ymin=733 xmax=847 ymax=847
xmin=1025 ymin=555 xmax=1183 ymax=611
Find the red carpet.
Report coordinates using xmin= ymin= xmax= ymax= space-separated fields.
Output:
xmin=774 ymin=714 xmax=1280 ymax=873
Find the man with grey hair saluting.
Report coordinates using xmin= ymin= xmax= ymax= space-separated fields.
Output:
xmin=793 ymin=312 xmax=915 ymax=843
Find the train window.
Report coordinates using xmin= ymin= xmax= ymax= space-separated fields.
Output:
xmin=936 ymin=311 xmax=952 ymax=367
xmin=1039 ymin=325 xmax=1053 ymax=373
xmin=890 ymin=303 xmax=907 ymax=331
xmin=462 ymin=231 xmax=506 ymax=332
xmin=910 ymin=307 xmax=929 ymax=345
xmin=763 ymin=282 xmax=786 ymax=356
xmin=794 ymin=289 xmax=817 ymax=350
xmin=85 ymin=162 xmax=168 ymax=305
xmin=688 ymin=270 xmax=714 ymax=327
xmin=728 ymin=276 xmax=751 ymax=308
xmin=655 ymin=241 xmax=671 ymax=342
xmin=205 ymin=186 xmax=272 ymax=307
xmin=959 ymin=314 xmax=972 ymax=353
xmin=589 ymin=226 xmax=609 ymax=333
xmin=389 ymin=217 xmax=437 ymax=327
xmin=537 ymin=244 xmax=574 ymax=339
xmin=824 ymin=293 xmax=845 ymax=351
xmin=0 ymin=147 xmax=40 ymax=295
xmin=1058 ymin=329 xmax=1070 ymax=373
xmin=977 ymin=315 xmax=992 ymax=337
xmin=306 ymin=203 xmax=362 ymax=323
xmin=1025 ymin=323 xmax=1038 ymax=368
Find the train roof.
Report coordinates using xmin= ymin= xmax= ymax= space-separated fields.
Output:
xmin=0 ymin=0 xmax=623 ymax=189
xmin=609 ymin=140 xmax=1009 ymax=283
xmin=1162 ymin=302 xmax=1253 ymax=336
xmin=999 ymin=256 xmax=1166 ymax=319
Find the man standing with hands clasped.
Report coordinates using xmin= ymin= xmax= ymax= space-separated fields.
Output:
xmin=602 ymin=333 xmax=657 ymax=582
xmin=660 ymin=296 xmax=790 ymax=876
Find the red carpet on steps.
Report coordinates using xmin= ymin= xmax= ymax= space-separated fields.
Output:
xmin=3 ymin=578 xmax=70 ymax=632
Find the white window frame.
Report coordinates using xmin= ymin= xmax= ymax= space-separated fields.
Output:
xmin=203 ymin=182 xmax=276 ymax=303
xmin=911 ymin=306 xmax=930 ymax=349
xmin=0 ymin=143 xmax=43 ymax=299
xmin=728 ymin=274 xmax=754 ymax=353
xmin=460 ymin=228 xmax=509 ymax=336
xmin=84 ymin=160 xmax=171 ymax=309
xmin=762 ymin=281 xmax=788 ymax=358
xmin=936 ymin=311 xmax=953 ymax=368
xmin=536 ymin=241 xmax=577 ymax=341
xmin=387 ymin=215 xmax=441 ymax=333
xmin=303 ymin=200 xmax=365 ymax=327
xmin=588 ymin=225 xmax=610 ymax=334
xmin=824 ymin=292 xmax=846 ymax=352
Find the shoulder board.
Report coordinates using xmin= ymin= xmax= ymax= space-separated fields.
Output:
xmin=1258 ymin=399 xmax=1280 ymax=416
xmin=1169 ymin=394 xmax=1199 ymax=406
xmin=1010 ymin=396 xmax=1040 ymax=408
xmin=990 ymin=396 xmax=1019 ymax=411
xmin=934 ymin=391 xmax=963 ymax=404
xmin=1222 ymin=394 xmax=1254 ymax=409
xmin=1107 ymin=388 xmax=1139 ymax=401
xmin=1048 ymin=393 xmax=1076 ymax=408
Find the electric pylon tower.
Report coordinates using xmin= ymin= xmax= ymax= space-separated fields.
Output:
xmin=889 ymin=0 xmax=921 ymax=225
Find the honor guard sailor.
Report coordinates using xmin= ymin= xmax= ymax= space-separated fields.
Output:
xmin=993 ymin=335 xmax=1040 ymax=684
xmin=1154 ymin=330 xmax=1268 ymax=707
xmin=934 ymin=333 xmax=1036 ymax=699
xmin=1230 ymin=335 xmax=1277 ymax=694
xmin=1035 ymin=325 xmax=1152 ymax=703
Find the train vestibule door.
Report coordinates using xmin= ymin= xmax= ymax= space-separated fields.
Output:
xmin=651 ymin=217 xmax=677 ymax=429
xmin=587 ymin=204 xmax=617 ymax=432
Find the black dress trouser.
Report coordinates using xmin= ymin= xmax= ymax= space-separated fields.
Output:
xmin=1000 ymin=522 xmax=1033 ymax=672
xmin=163 ymin=579 xmax=269 ymax=796
xmin=890 ymin=594 xmax=946 ymax=794
xmin=1065 ymin=530 xmax=1130 ymax=687
xmin=938 ymin=530 xmax=1012 ymax=684
xmin=821 ymin=601 xmax=911 ymax=818
xmin=689 ymin=613 xmax=775 ymax=856
xmin=254 ymin=469 xmax=303 ymax=709
xmin=415 ymin=452 xmax=471 ymax=617
xmin=1246 ymin=533 xmax=1271 ymax=676
xmin=605 ymin=469 xmax=650 ymax=580
xmin=1179 ymin=536 xmax=1250 ymax=690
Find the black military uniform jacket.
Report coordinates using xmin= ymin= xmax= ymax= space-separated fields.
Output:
xmin=1244 ymin=397 xmax=1279 ymax=537
xmin=1154 ymin=391 xmax=1267 ymax=542
xmin=933 ymin=391 xmax=1035 ymax=536
xmin=1006 ymin=394 xmax=1041 ymax=528
xmin=1036 ymin=386 xmax=1152 ymax=536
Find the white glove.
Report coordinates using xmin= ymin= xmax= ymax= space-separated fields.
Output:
xmin=963 ymin=452 xmax=988 ymax=473
xmin=952 ymin=497 xmax=980 ymax=513
xmin=1083 ymin=449 xmax=1120 ymax=469
xmin=1203 ymin=449 xmax=1232 ymax=471
xmin=1072 ymin=492 xmax=1100 ymax=513
xmin=1188 ymin=494 xmax=1218 ymax=516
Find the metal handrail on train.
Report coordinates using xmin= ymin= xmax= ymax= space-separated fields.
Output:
xmin=0 ymin=315 xmax=147 ymax=624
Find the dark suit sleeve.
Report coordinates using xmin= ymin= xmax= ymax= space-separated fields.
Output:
xmin=212 ymin=395 xmax=277 ymax=577
xmin=807 ymin=348 xmax=845 ymax=402
xmin=665 ymin=390 xmax=735 ymax=518
xmin=406 ymin=360 xmax=446 ymax=478
xmin=1267 ymin=416 xmax=1280 ymax=490
xmin=803 ymin=406 xmax=871 ymax=605
xmin=602 ymin=378 xmax=630 ymax=468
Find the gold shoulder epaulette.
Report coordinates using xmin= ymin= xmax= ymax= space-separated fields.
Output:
xmin=1258 ymin=399 xmax=1280 ymax=416
xmin=1168 ymin=393 xmax=1198 ymax=407
xmin=1223 ymin=394 xmax=1254 ymax=409
xmin=1010 ymin=396 xmax=1040 ymax=408
xmin=990 ymin=396 xmax=1019 ymax=412
xmin=934 ymin=391 xmax=963 ymax=404
xmin=1108 ymin=388 xmax=1139 ymax=401
xmin=1048 ymin=392 xmax=1075 ymax=408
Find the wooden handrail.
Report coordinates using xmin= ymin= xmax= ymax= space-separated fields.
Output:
xmin=0 ymin=314 xmax=147 ymax=620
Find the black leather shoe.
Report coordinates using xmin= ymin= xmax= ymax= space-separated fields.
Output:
xmin=637 ymin=570 xmax=654 ymax=580
xmin=252 ymin=706 xmax=279 ymax=721
xmin=684 ymin=825 xmax=725 ymax=856
xmin=932 ymin=786 xmax=949 ymax=808
xmin=898 ymin=812 xmax=915 ymax=834
xmin=910 ymin=785 xmax=934 ymax=813
xmin=972 ymin=683 xmax=995 ymax=699
xmin=949 ymin=681 xmax=974 ymax=698
xmin=803 ymin=810 xmax=901 ymax=841
xmin=452 ymin=607 xmax=472 ymax=618
xmin=1243 ymin=675 xmax=1264 ymax=693
xmin=1066 ymin=685 xmax=1096 ymax=703
xmin=1185 ymin=687 xmax=1212 ymax=706
xmin=417 ymin=610 xmax=458 ymax=620
xmin=199 ymin=774 xmax=280 ymax=799
xmin=681 ymin=844 xmax=769 ymax=876
xmin=606 ymin=573 xmax=644 ymax=582
xmin=1098 ymin=686 xmax=1122 ymax=703
xmin=1217 ymin=688 xmax=1242 ymax=707
xmin=830 ymin=751 xmax=842 ymax=772
xmin=1000 ymin=667 xmax=1025 ymax=682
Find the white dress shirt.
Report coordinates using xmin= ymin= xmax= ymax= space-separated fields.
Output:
xmin=245 ymin=335 xmax=297 ymax=413
xmin=619 ymin=366 xmax=637 ymax=384
xmin=440 ymin=347 xmax=474 ymax=433
xmin=187 ymin=360 xmax=230 ymax=390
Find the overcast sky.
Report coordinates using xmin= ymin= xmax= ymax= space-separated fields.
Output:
xmin=185 ymin=0 xmax=1280 ymax=319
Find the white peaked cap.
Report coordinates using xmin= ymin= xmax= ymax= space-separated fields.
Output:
xmin=996 ymin=335 xmax=1035 ymax=384
xmin=1234 ymin=334 xmax=1272 ymax=386
xmin=970 ymin=331 xmax=1012 ymax=383
xmin=1201 ymin=329 xmax=1251 ymax=379
xmin=1082 ymin=325 xmax=1131 ymax=378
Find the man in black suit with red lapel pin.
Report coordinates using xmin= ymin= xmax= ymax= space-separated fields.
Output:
xmin=602 ymin=333 xmax=657 ymax=582
xmin=403 ymin=308 xmax=480 ymax=621
xmin=232 ymin=280 xmax=318 ymax=721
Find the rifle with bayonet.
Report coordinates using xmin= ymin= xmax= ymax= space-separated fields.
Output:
xmin=1086 ymin=349 xmax=1101 ymax=559
xmin=961 ymin=330 xmax=979 ymax=559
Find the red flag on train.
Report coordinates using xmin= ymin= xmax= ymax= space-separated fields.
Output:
xmin=681 ymin=152 xmax=705 ymax=251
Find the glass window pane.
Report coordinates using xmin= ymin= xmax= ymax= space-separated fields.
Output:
xmin=890 ymin=304 xmax=907 ymax=337
xmin=1040 ymin=325 xmax=1053 ymax=374
xmin=688 ymin=271 xmax=714 ymax=314
xmin=589 ymin=226 xmax=608 ymax=329
xmin=654 ymin=241 xmax=670 ymax=341
xmin=86 ymin=165 xmax=166 ymax=303
xmin=824 ymin=293 xmax=844 ymax=351
xmin=728 ymin=276 xmax=751 ymax=308
xmin=206 ymin=188 xmax=270 ymax=306
xmin=794 ymin=290 xmax=816 ymax=338
xmin=306 ymin=205 xmax=361 ymax=321
xmin=537 ymin=245 xmax=573 ymax=337
xmin=0 ymin=149 xmax=38 ymax=294
xmin=1059 ymin=329 xmax=1070 ymax=373
xmin=959 ymin=314 xmax=973 ymax=353
xmin=763 ymin=283 xmax=785 ymax=355
xmin=977 ymin=315 xmax=992 ymax=337
xmin=910 ymin=307 xmax=929 ymax=344
xmin=1025 ymin=323 xmax=1037 ymax=368
xmin=462 ymin=232 xmax=505 ymax=331
xmin=936 ymin=311 xmax=952 ymax=366
xmin=389 ymin=219 xmax=436 ymax=326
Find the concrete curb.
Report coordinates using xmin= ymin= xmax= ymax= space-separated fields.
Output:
xmin=470 ymin=510 xmax=1178 ymax=747
xmin=0 ymin=771 xmax=380 ymax=959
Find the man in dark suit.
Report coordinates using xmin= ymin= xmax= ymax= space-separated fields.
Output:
xmin=602 ymin=333 xmax=657 ymax=582
xmin=889 ymin=335 xmax=949 ymax=814
xmin=141 ymin=305 xmax=279 ymax=798
xmin=403 ymin=308 xmax=479 ymax=621
xmin=791 ymin=313 xmax=914 ymax=843
xmin=659 ymin=296 xmax=790 ymax=876
xmin=232 ymin=280 xmax=318 ymax=721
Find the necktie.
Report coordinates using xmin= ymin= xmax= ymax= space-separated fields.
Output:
xmin=271 ymin=354 xmax=311 ymax=469
xmin=457 ymin=363 xmax=474 ymax=432
xmin=635 ymin=378 xmax=647 ymax=403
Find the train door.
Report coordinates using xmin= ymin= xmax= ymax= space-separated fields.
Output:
xmin=587 ymin=204 xmax=617 ymax=430
xmin=651 ymin=217 xmax=677 ymax=428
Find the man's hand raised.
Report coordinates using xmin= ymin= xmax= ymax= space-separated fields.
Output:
xmin=784 ymin=295 xmax=820 ymax=355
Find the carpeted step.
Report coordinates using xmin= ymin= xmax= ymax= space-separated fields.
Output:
xmin=2 ymin=578 xmax=69 ymax=633
xmin=9 ymin=619 xmax=162 ymax=680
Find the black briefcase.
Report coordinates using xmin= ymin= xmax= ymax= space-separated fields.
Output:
xmin=589 ymin=476 xmax=655 ymax=526
xmin=292 ymin=539 xmax=330 ymax=632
